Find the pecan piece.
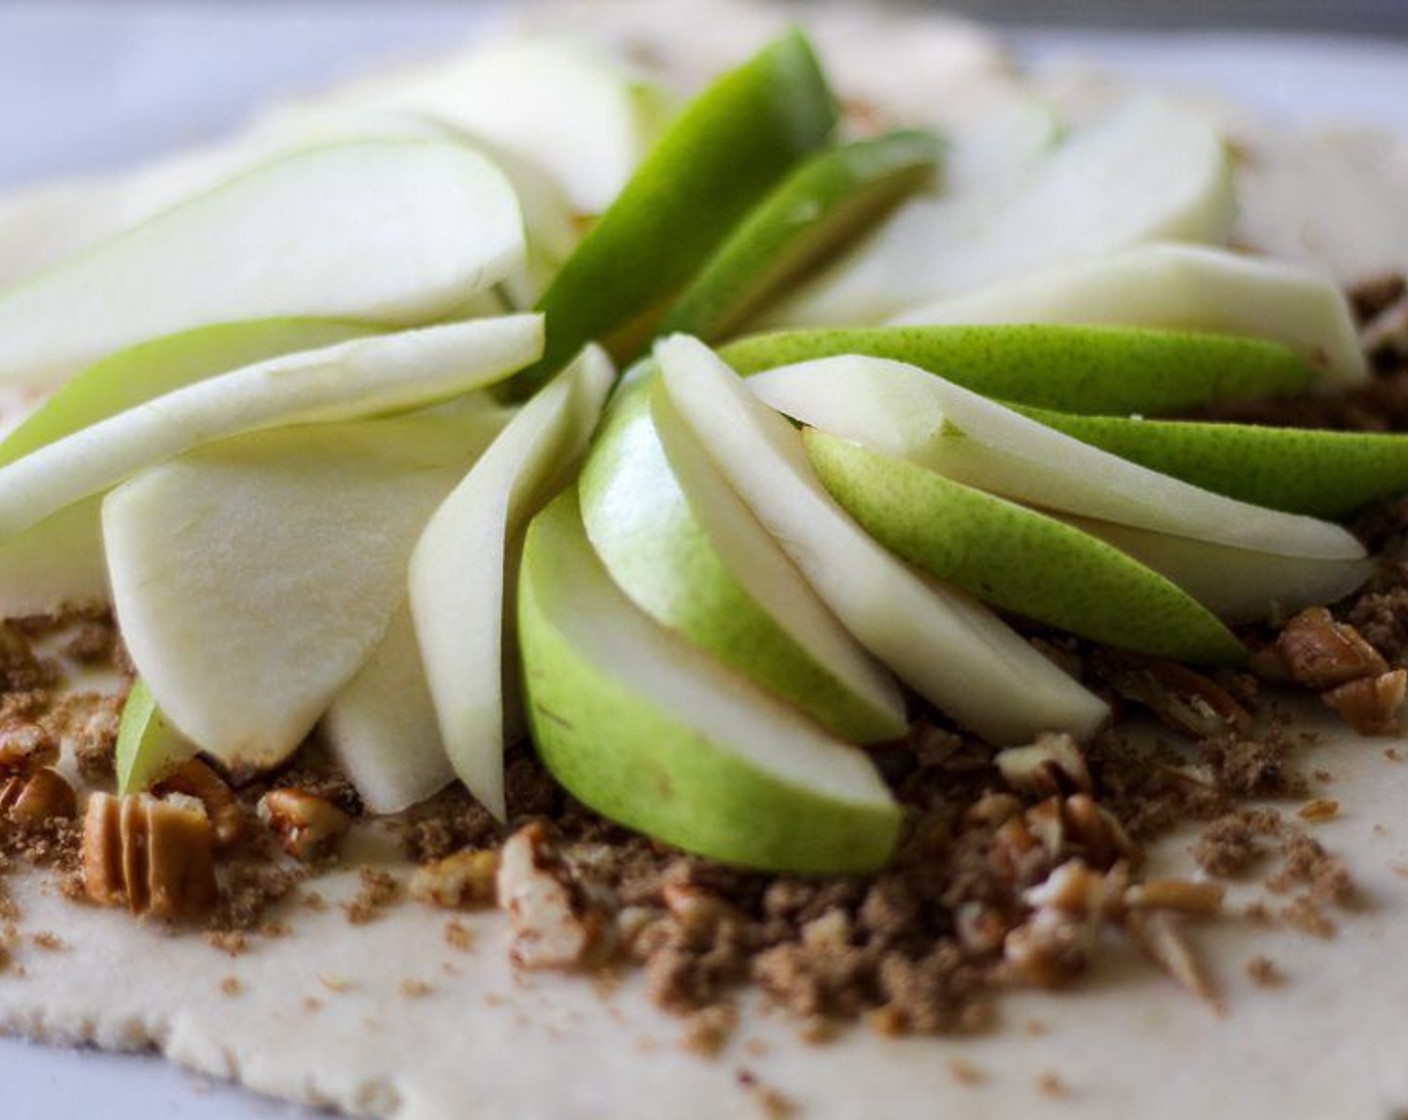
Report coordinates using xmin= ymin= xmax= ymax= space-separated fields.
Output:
xmin=1323 ymin=668 xmax=1406 ymax=735
xmin=258 ymin=789 xmax=350 ymax=862
xmin=410 ymin=849 xmax=499 ymax=910
xmin=153 ymin=759 xmax=246 ymax=849
xmin=497 ymin=822 xmax=609 ymax=970
xmin=1101 ymin=656 xmax=1251 ymax=739
xmin=0 ymin=723 xmax=58 ymax=776
xmin=996 ymin=733 xmax=1092 ymax=797
xmin=0 ymin=768 xmax=76 ymax=826
xmin=1276 ymin=607 xmax=1388 ymax=690
xmin=82 ymin=793 xmax=217 ymax=920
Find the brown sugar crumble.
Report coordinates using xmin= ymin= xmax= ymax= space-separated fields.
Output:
xmin=1245 ymin=956 xmax=1284 ymax=987
xmin=343 ymin=868 xmax=401 ymax=925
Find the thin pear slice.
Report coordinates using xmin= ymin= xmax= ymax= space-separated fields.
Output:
xmin=507 ymin=31 xmax=836 ymax=397
xmin=766 ymin=96 xmax=1234 ymax=327
xmin=103 ymin=412 xmax=508 ymax=771
xmin=409 ymin=347 xmax=615 ymax=821
xmin=722 ymin=324 xmax=1314 ymax=415
xmin=519 ymin=488 xmax=900 ymax=873
xmin=1020 ymin=407 xmax=1408 ymax=519
xmin=579 ymin=380 xmax=905 ymax=743
xmin=115 ymin=679 xmax=197 ymax=797
xmin=275 ymin=36 xmax=673 ymax=216
xmin=0 ymin=498 xmax=107 ymax=617
xmin=804 ymin=431 xmax=1245 ymax=665
xmin=0 ymin=141 xmax=526 ymax=388
xmin=321 ymin=603 xmax=452 ymax=816
xmin=748 ymin=355 xmax=1366 ymax=561
xmin=0 ymin=315 xmax=541 ymax=540
xmin=892 ymin=243 xmax=1367 ymax=386
xmin=658 ymin=130 xmax=943 ymax=340
xmin=656 ymin=335 xmax=1108 ymax=745
xmin=0 ymin=318 xmax=377 ymax=468
xmin=1064 ymin=516 xmax=1376 ymax=624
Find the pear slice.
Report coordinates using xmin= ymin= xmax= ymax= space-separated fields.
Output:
xmin=409 ymin=347 xmax=615 ymax=820
xmin=892 ymin=243 xmax=1367 ymax=386
xmin=321 ymin=603 xmax=452 ymax=815
xmin=103 ymin=412 xmax=508 ymax=772
xmin=0 ymin=141 xmax=526 ymax=388
xmin=519 ymin=488 xmax=900 ymax=873
xmin=748 ymin=355 xmax=1366 ymax=562
xmin=656 ymin=335 xmax=1108 ymax=745
xmin=804 ymin=430 xmax=1245 ymax=665
xmin=0 ymin=498 xmax=107 ymax=617
xmin=579 ymin=380 xmax=905 ymax=743
xmin=115 ymin=679 xmax=197 ymax=797
xmin=766 ymin=96 xmax=1234 ymax=327
xmin=1064 ymin=516 xmax=1376 ymax=624
xmin=721 ymin=324 xmax=1314 ymax=416
xmin=658 ymin=130 xmax=943 ymax=340
xmin=507 ymin=31 xmax=837 ymax=397
xmin=0 ymin=315 xmax=541 ymax=540
xmin=1020 ymin=407 xmax=1408 ymax=519
xmin=0 ymin=318 xmax=377 ymax=468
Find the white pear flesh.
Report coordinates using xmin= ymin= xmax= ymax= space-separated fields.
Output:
xmin=284 ymin=37 xmax=670 ymax=215
xmin=579 ymin=381 xmax=906 ymax=743
xmin=892 ymin=243 xmax=1367 ymax=386
xmin=765 ymin=96 xmax=1234 ymax=327
xmin=321 ymin=603 xmax=453 ymax=815
xmin=1062 ymin=516 xmax=1377 ymax=624
xmin=0 ymin=497 xmax=107 ymax=618
xmin=103 ymin=413 xmax=508 ymax=771
xmin=518 ymin=490 xmax=900 ymax=873
xmin=656 ymin=335 xmax=1108 ymax=745
xmin=0 ymin=315 xmax=542 ymax=540
xmin=0 ymin=141 xmax=526 ymax=388
xmin=748 ymin=355 xmax=1365 ymax=562
xmin=409 ymin=346 xmax=615 ymax=820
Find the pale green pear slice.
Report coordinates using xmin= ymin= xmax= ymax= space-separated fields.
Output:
xmin=103 ymin=412 xmax=508 ymax=771
xmin=804 ymin=430 xmax=1245 ymax=665
xmin=1019 ymin=406 xmax=1408 ymax=519
xmin=0 ymin=141 xmax=526 ymax=388
xmin=579 ymin=380 xmax=905 ymax=743
xmin=656 ymin=335 xmax=1108 ymax=745
xmin=0 ymin=315 xmax=541 ymax=540
xmin=658 ymin=130 xmax=943 ymax=340
xmin=409 ymin=347 xmax=615 ymax=820
xmin=519 ymin=488 xmax=900 ymax=873
xmin=0 ymin=498 xmax=107 ymax=618
xmin=892 ymin=243 xmax=1367 ymax=386
xmin=721 ymin=324 xmax=1314 ymax=416
xmin=1063 ymin=516 xmax=1376 ymax=624
xmin=0 ymin=318 xmax=378 ymax=468
xmin=275 ymin=36 xmax=674 ymax=215
xmin=748 ymin=355 xmax=1366 ymax=561
xmin=765 ymin=96 xmax=1234 ymax=327
xmin=321 ymin=603 xmax=452 ymax=815
xmin=507 ymin=30 xmax=837 ymax=397
xmin=115 ymin=679 xmax=197 ymax=797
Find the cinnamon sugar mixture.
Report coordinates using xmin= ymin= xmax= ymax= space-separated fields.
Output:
xmin=0 ymin=277 xmax=1405 ymax=1045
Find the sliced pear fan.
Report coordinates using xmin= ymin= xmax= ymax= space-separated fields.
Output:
xmin=579 ymin=379 xmax=906 ymax=743
xmin=0 ymin=315 xmax=542 ymax=540
xmin=519 ymin=489 xmax=900 ymax=873
xmin=0 ymin=141 xmax=527 ymax=388
xmin=104 ymin=412 xmax=509 ymax=772
xmin=656 ymin=335 xmax=1109 ymax=745
xmin=410 ymin=346 xmax=616 ymax=821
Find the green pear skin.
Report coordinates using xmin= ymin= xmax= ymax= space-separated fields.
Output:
xmin=518 ymin=489 xmax=900 ymax=874
xmin=115 ymin=678 xmax=195 ymax=795
xmin=508 ymin=30 xmax=837 ymax=396
xmin=1019 ymin=406 xmax=1408 ymax=519
xmin=804 ymin=430 xmax=1246 ymax=665
xmin=659 ymin=130 xmax=943 ymax=341
xmin=721 ymin=324 xmax=1315 ymax=415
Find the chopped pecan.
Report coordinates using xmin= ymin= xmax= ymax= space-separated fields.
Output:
xmin=0 ymin=768 xmax=76 ymax=826
xmin=153 ymin=759 xmax=245 ymax=849
xmin=1125 ymin=910 xmax=1217 ymax=1003
xmin=1100 ymin=656 xmax=1252 ymax=739
xmin=497 ymin=822 xmax=610 ymax=970
xmin=410 ymin=849 xmax=499 ymax=910
xmin=258 ymin=789 xmax=350 ymax=862
xmin=1061 ymin=794 xmax=1140 ymax=871
xmin=82 ymin=792 xmax=217 ymax=920
xmin=1276 ymin=607 xmax=1388 ymax=690
xmin=1124 ymin=878 xmax=1224 ymax=919
xmin=1002 ymin=906 xmax=1093 ymax=988
xmin=1323 ymin=668 xmax=1406 ymax=735
xmin=0 ymin=723 xmax=58 ymax=776
xmin=996 ymin=733 xmax=1093 ymax=797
